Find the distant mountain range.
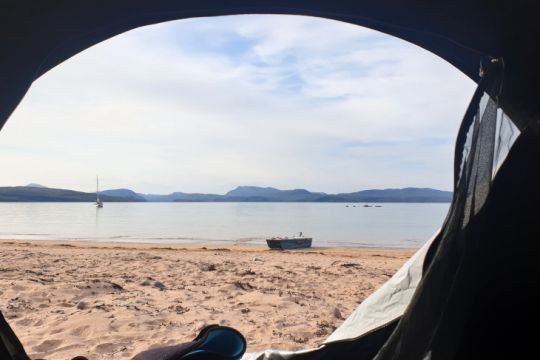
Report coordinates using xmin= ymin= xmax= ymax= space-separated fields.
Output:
xmin=0 ymin=185 xmax=452 ymax=203
xmin=0 ymin=186 xmax=137 ymax=202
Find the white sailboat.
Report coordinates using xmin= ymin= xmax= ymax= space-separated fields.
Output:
xmin=96 ymin=176 xmax=103 ymax=208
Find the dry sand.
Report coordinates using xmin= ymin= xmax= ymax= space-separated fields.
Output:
xmin=0 ymin=240 xmax=413 ymax=359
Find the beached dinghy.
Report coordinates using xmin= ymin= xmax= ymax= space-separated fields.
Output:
xmin=266 ymin=232 xmax=312 ymax=250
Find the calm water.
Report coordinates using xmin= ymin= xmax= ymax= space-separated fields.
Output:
xmin=0 ymin=202 xmax=449 ymax=248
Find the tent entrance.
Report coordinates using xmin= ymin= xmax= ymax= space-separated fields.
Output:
xmin=1 ymin=58 xmax=529 ymax=360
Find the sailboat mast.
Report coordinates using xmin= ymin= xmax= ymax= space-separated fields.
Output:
xmin=95 ymin=176 xmax=103 ymax=207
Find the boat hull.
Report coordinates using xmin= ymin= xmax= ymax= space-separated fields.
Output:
xmin=266 ymin=238 xmax=312 ymax=250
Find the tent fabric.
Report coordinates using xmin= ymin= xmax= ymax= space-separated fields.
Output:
xmin=492 ymin=111 xmax=520 ymax=176
xmin=323 ymin=232 xmax=437 ymax=344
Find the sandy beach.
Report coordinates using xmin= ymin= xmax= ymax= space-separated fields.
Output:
xmin=0 ymin=240 xmax=413 ymax=359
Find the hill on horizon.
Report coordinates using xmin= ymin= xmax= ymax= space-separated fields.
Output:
xmin=0 ymin=186 xmax=140 ymax=202
xmin=0 ymin=185 xmax=452 ymax=203
xmin=25 ymin=183 xmax=47 ymax=188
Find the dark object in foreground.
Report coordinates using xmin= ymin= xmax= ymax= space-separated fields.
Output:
xmin=266 ymin=236 xmax=313 ymax=250
xmin=134 ymin=324 xmax=246 ymax=360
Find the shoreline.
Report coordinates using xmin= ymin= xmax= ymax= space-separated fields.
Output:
xmin=0 ymin=239 xmax=414 ymax=359
xmin=0 ymin=238 xmax=420 ymax=251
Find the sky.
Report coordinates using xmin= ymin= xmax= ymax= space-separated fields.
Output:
xmin=0 ymin=15 xmax=476 ymax=194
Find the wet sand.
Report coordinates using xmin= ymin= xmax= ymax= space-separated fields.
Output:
xmin=0 ymin=240 xmax=413 ymax=359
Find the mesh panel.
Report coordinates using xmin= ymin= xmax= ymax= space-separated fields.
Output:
xmin=459 ymin=93 xmax=519 ymax=225
xmin=461 ymin=94 xmax=496 ymax=225
xmin=457 ymin=120 xmax=475 ymax=186
xmin=470 ymin=96 xmax=498 ymax=214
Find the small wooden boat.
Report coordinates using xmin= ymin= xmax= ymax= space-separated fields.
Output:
xmin=266 ymin=232 xmax=312 ymax=250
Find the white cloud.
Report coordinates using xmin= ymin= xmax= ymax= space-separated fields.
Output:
xmin=0 ymin=15 xmax=475 ymax=194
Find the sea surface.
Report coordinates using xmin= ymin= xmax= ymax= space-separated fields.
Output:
xmin=0 ymin=202 xmax=450 ymax=248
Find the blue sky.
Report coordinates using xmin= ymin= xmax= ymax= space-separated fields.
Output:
xmin=0 ymin=15 xmax=475 ymax=194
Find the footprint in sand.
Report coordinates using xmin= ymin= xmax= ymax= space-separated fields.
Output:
xmin=49 ymin=327 xmax=64 ymax=335
xmin=32 ymin=339 xmax=63 ymax=353
xmin=15 ymin=317 xmax=34 ymax=326
xmin=69 ymin=325 xmax=91 ymax=337
xmin=94 ymin=342 xmax=127 ymax=355
xmin=58 ymin=301 xmax=75 ymax=308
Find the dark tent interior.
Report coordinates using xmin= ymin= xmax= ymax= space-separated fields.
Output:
xmin=1 ymin=1 xmax=539 ymax=359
